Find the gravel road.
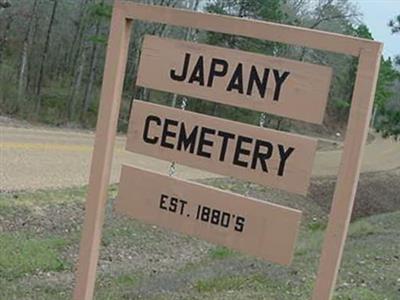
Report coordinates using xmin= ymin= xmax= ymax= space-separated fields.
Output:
xmin=1 ymin=125 xmax=399 ymax=191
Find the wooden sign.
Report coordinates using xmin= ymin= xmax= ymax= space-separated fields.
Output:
xmin=127 ymin=100 xmax=317 ymax=195
xmin=116 ymin=165 xmax=302 ymax=265
xmin=137 ymin=35 xmax=333 ymax=124
xmin=73 ymin=2 xmax=382 ymax=300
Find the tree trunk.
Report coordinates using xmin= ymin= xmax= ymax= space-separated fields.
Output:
xmin=370 ymin=104 xmax=377 ymax=128
xmin=35 ymin=0 xmax=59 ymax=114
xmin=67 ymin=0 xmax=91 ymax=76
xmin=26 ymin=8 xmax=40 ymax=92
xmin=81 ymin=12 xmax=102 ymax=123
xmin=68 ymin=50 xmax=85 ymax=121
xmin=17 ymin=0 xmax=38 ymax=103
xmin=0 ymin=15 xmax=12 ymax=68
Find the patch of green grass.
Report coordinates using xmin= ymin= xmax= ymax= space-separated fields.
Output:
xmin=348 ymin=219 xmax=380 ymax=238
xmin=0 ymin=233 xmax=70 ymax=280
xmin=0 ymin=188 xmax=84 ymax=208
xmin=307 ymin=219 xmax=327 ymax=232
xmin=334 ymin=287 xmax=383 ymax=300
xmin=0 ymin=278 xmax=69 ymax=300
xmin=194 ymin=274 xmax=309 ymax=298
xmin=1 ymin=181 xmax=399 ymax=299
xmin=0 ymin=184 xmax=118 ymax=212
xmin=195 ymin=275 xmax=254 ymax=293
xmin=95 ymin=273 xmax=139 ymax=300
xmin=208 ymin=246 xmax=235 ymax=260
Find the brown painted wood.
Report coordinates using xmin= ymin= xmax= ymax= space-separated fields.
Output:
xmin=126 ymin=100 xmax=318 ymax=195
xmin=116 ymin=165 xmax=302 ymax=265
xmin=74 ymin=1 xmax=383 ymax=299
xmin=73 ymin=4 xmax=132 ymax=300
xmin=311 ymin=47 xmax=383 ymax=299
xmin=137 ymin=36 xmax=332 ymax=124
xmin=118 ymin=1 xmax=380 ymax=56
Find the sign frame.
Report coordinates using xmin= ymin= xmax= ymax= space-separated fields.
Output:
xmin=73 ymin=1 xmax=383 ymax=300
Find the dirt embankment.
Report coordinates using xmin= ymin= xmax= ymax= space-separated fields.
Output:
xmin=310 ymin=168 xmax=400 ymax=220
xmin=204 ymin=168 xmax=400 ymax=222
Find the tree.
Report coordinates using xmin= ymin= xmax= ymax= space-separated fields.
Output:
xmin=17 ymin=0 xmax=39 ymax=103
xmin=0 ymin=0 xmax=386 ymax=133
xmin=388 ymin=15 xmax=400 ymax=66
xmin=0 ymin=0 xmax=12 ymax=67
xmin=202 ymin=0 xmax=288 ymax=129
xmin=376 ymin=14 xmax=400 ymax=139
xmin=0 ymin=0 xmax=11 ymax=9
xmin=80 ymin=0 xmax=110 ymax=124
xmin=350 ymin=24 xmax=398 ymax=129
xmin=35 ymin=0 xmax=59 ymax=114
xmin=67 ymin=0 xmax=91 ymax=121
xmin=388 ymin=14 xmax=400 ymax=33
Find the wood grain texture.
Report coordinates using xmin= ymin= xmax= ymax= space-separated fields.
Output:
xmin=126 ymin=100 xmax=317 ymax=195
xmin=116 ymin=165 xmax=302 ymax=265
xmin=137 ymin=36 xmax=332 ymax=124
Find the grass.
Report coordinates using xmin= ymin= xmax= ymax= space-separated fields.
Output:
xmin=95 ymin=273 xmax=139 ymax=300
xmin=348 ymin=219 xmax=381 ymax=238
xmin=335 ymin=288 xmax=384 ymax=300
xmin=0 ymin=180 xmax=399 ymax=299
xmin=208 ymin=246 xmax=236 ymax=260
xmin=0 ymin=233 xmax=69 ymax=280
xmin=195 ymin=275 xmax=260 ymax=293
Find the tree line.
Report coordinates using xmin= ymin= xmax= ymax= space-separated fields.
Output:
xmin=0 ymin=0 xmax=398 ymax=138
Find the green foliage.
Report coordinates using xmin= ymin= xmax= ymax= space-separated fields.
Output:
xmin=388 ymin=14 xmax=400 ymax=33
xmin=205 ymin=0 xmax=286 ymax=53
xmin=376 ymin=109 xmax=400 ymax=140
xmin=208 ymin=246 xmax=235 ymax=259
xmin=1 ymin=0 xmax=398 ymax=139
xmin=89 ymin=2 xmax=112 ymax=20
xmin=334 ymin=99 xmax=351 ymax=110
xmin=377 ymin=14 xmax=400 ymax=139
xmin=354 ymin=24 xmax=373 ymax=39
xmin=0 ymin=233 xmax=69 ymax=280
xmin=352 ymin=24 xmax=399 ymax=139
xmin=194 ymin=274 xmax=282 ymax=294
xmin=202 ymin=0 xmax=290 ymax=129
xmin=348 ymin=219 xmax=380 ymax=238
xmin=95 ymin=273 xmax=139 ymax=300
xmin=0 ymin=183 xmax=400 ymax=299
xmin=88 ymin=34 xmax=107 ymax=44
xmin=334 ymin=288 xmax=382 ymax=300
xmin=375 ymin=57 xmax=398 ymax=110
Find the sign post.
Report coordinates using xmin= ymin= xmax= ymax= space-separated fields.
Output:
xmin=73 ymin=5 xmax=132 ymax=300
xmin=73 ymin=1 xmax=382 ymax=300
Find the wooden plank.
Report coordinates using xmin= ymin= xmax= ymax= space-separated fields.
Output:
xmin=137 ymin=36 xmax=332 ymax=124
xmin=126 ymin=100 xmax=317 ymax=195
xmin=312 ymin=48 xmax=383 ymax=299
xmin=116 ymin=165 xmax=302 ymax=265
xmin=73 ymin=5 xmax=132 ymax=300
xmin=118 ymin=1 xmax=381 ymax=56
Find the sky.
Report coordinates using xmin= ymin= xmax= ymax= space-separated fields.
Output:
xmin=354 ymin=0 xmax=400 ymax=59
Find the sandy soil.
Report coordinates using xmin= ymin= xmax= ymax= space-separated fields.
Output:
xmin=1 ymin=125 xmax=399 ymax=191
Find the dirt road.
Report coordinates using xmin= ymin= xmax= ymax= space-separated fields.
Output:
xmin=1 ymin=125 xmax=399 ymax=191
